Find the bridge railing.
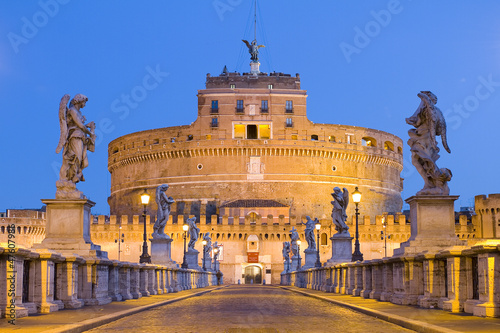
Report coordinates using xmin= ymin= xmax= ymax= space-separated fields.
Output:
xmin=281 ymin=243 xmax=500 ymax=318
xmin=0 ymin=246 xmax=218 ymax=321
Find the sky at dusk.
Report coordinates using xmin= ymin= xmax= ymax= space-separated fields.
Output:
xmin=1 ymin=0 xmax=499 ymax=214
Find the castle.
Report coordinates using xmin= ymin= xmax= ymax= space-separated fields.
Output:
xmin=0 ymin=57 xmax=482 ymax=284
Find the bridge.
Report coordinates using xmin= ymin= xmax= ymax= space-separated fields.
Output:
xmin=1 ymin=284 xmax=498 ymax=332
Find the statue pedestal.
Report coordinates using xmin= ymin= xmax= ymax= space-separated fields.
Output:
xmin=394 ymin=195 xmax=466 ymax=256
xmin=203 ymin=257 xmax=213 ymax=272
xmin=185 ymin=249 xmax=201 ymax=270
xmin=301 ymin=249 xmax=318 ymax=270
xmin=34 ymin=199 xmax=106 ymax=258
xmin=291 ymin=256 xmax=301 ymax=271
xmin=281 ymin=259 xmax=291 ymax=274
xmin=150 ymin=237 xmax=177 ymax=268
xmin=250 ymin=61 xmax=260 ymax=74
xmin=326 ymin=234 xmax=353 ymax=266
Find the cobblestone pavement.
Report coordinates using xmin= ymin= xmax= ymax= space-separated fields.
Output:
xmin=88 ymin=285 xmax=414 ymax=333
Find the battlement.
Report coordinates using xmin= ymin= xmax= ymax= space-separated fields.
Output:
xmin=205 ymin=71 xmax=300 ymax=90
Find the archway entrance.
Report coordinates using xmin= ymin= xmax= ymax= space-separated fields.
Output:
xmin=244 ymin=265 xmax=262 ymax=284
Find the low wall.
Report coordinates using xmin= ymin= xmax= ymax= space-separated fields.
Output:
xmin=0 ymin=244 xmax=219 ymax=322
xmin=281 ymin=241 xmax=500 ymax=318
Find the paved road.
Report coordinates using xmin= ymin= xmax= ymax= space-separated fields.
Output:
xmin=88 ymin=285 xmax=414 ymax=332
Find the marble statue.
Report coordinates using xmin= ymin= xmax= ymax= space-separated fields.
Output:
xmin=302 ymin=216 xmax=317 ymax=250
xmin=153 ymin=184 xmax=175 ymax=239
xmin=331 ymin=187 xmax=350 ymax=235
xmin=242 ymin=39 xmax=265 ymax=62
xmin=290 ymin=227 xmax=300 ymax=257
xmin=203 ymin=232 xmax=212 ymax=257
xmin=56 ymin=94 xmax=95 ymax=196
xmin=406 ymin=91 xmax=452 ymax=195
xmin=282 ymin=241 xmax=291 ymax=272
xmin=187 ymin=217 xmax=199 ymax=251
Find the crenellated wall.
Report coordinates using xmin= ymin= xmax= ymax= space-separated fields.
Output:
xmin=474 ymin=193 xmax=500 ymax=238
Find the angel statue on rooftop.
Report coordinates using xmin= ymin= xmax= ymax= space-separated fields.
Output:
xmin=56 ymin=94 xmax=95 ymax=198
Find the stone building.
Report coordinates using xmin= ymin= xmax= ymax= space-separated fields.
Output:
xmin=103 ymin=61 xmax=407 ymax=283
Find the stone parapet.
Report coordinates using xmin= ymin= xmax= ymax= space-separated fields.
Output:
xmin=0 ymin=245 xmax=218 ymax=320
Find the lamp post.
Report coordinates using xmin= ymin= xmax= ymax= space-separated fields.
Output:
xmin=315 ymin=220 xmax=321 ymax=268
xmin=181 ymin=223 xmax=189 ymax=269
xmin=202 ymin=239 xmax=207 ymax=271
xmin=114 ymin=225 xmax=124 ymax=261
xmin=297 ymin=240 xmax=302 ymax=270
xmin=213 ymin=247 xmax=219 ymax=272
xmin=381 ymin=217 xmax=390 ymax=258
xmin=351 ymin=186 xmax=363 ymax=262
xmin=139 ymin=189 xmax=151 ymax=264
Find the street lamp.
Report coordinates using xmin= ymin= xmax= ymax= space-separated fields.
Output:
xmin=297 ymin=240 xmax=302 ymax=270
xmin=181 ymin=223 xmax=189 ymax=268
xmin=139 ymin=189 xmax=151 ymax=264
xmin=213 ymin=247 xmax=219 ymax=272
xmin=202 ymin=239 xmax=207 ymax=271
xmin=381 ymin=217 xmax=391 ymax=258
xmin=315 ymin=220 xmax=321 ymax=268
xmin=114 ymin=225 xmax=124 ymax=261
xmin=351 ymin=186 xmax=363 ymax=262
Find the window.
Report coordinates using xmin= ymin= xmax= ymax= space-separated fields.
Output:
xmin=234 ymin=124 xmax=245 ymax=139
xmin=286 ymin=118 xmax=293 ymax=127
xmin=247 ymin=125 xmax=257 ymax=139
xmin=230 ymin=84 xmax=235 ymax=89
xmin=329 ymin=135 xmax=335 ymax=142
xmin=259 ymin=124 xmax=271 ymax=139
xmin=384 ymin=141 xmax=394 ymax=151
xmin=311 ymin=134 xmax=318 ymax=141
xmin=291 ymin=134 xmax=298 ymax=140
xmin=268 ymin=84 xmax=273 ymax=89
xmin=187 ymin=135 xmax=193 ymax=141
xmin=321 ymin=233 xmax=328 ymax=245
xmin=211 ymin=100 xmax=218 ymax=113
xmin=236 ymin=100 xmax=244 ymax=113
xmin=285 ymin=100 xmax=293 ymax=113
xmin=211 ymin=117 xmax=218 ymax=128
xmin=362 ymin=137 xmax=377 ymax=147
xmin=261 ymin=100 xmax=268 ymax=113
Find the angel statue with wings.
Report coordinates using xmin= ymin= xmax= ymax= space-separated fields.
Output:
xmin=242 ymin=39 xmax=265 ymax=62
xmin=331 ymin=187 xmax=350 ymax=235
xmin=56 ymin=94 xmax=95 ymax=190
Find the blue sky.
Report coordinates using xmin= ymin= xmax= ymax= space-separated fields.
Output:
xmin=1 ymin=0 xmax=499 ymax=214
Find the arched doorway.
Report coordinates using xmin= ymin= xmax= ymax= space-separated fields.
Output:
xmin=244 ymin=265 xmax=262 ymax=284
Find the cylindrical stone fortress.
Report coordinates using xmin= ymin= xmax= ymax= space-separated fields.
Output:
xmin=108 ymin=71 xmax=403 ymax=219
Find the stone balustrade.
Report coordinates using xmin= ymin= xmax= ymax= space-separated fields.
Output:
xmin=281 ymin=242 xmax=500 ymax=318
xmin=0 ymin=246 xmax=218 ymax=320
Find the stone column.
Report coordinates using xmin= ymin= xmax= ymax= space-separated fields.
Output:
xmin=139 ymin=267 xmax=150 ymax=297
xmin=369 ymin=259 xmax=383 ymax=300
xmin=380 ymin=259 xmax=394 ymax=302
xmin=360 ymin=263 xmax=372 ymax=298
xmin=417 ymin=254 xmax=447 ymax=309
xmin=118 ymin=263 xmax=133 ymax=300
xmin=353 ymin=264 xmax=363 ymax=296
xmin=146 ymin=266 xmax=157 ymax=296
xmin=129 ymin=264 xmax=142 ymax=299
xmin=473 ymin=249 xmax=500 ymax=317
xmin=108 ymin=261 xmax=123 ymax=301
xmin=34 ymin=251 xmax=64 ymax=313
xmin=441 ymin=252 xmax=467 ymax=312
